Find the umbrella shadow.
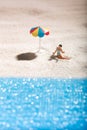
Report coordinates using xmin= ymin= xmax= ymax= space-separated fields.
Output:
xmin=16 ymin=52 xmax=37 ymax=61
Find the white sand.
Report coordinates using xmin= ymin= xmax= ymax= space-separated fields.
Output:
xmin=0 ymin=0 xmax=87 ymax=78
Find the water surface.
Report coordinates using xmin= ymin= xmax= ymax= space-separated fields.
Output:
xmin=0 ymin=78 xmax=87 ymax=130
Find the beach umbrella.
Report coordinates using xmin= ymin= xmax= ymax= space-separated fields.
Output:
xmin=30 ymin=26 xmax=49 ymax=51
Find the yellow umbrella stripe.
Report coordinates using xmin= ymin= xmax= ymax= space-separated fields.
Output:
xmin=32 ymin=28 xmax=38 ymax=37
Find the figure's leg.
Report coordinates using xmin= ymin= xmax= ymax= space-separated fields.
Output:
xmin=57 ymin=54 xmax=71 ymax=60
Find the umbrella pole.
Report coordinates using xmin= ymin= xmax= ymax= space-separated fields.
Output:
xmin=39 ymin=38 xmax=41 ymax=51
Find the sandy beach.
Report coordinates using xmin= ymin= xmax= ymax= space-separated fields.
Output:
xmin=0 ymin=0 xmax=87 ymax=78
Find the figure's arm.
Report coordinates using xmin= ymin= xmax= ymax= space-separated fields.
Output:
xmin=60 ymin=48 xmax=65 ymax=53
xmin=53 ymin=48 xmax=57 ymax=55
xmin=62 ymin=50 xmax=65 ymax=53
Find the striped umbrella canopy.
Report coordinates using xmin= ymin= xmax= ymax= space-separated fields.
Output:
xmin=30 ymin=26 xmax=45 ymax=38
xmin=30 ymin=26 xmax=49 ymax=51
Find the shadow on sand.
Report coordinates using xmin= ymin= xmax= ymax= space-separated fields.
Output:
xmin=49 ymin=55 xmax=58 ymax=62
xmin=16 ymin=52 xmax=37 ymax=61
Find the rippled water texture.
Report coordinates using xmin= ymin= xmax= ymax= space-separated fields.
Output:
xmin=0 ymin=78 xmax=87 ymax=130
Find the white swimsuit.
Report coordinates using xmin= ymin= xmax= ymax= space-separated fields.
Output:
xmin=57 ymin=50 xmax=61 ymax=56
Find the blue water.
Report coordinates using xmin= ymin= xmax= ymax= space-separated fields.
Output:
xmin=0 ymin=78 xmax=87 ymax=130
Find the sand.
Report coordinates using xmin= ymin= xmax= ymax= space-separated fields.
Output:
xmin=0 ymin=0 xmax=87 ymax=78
